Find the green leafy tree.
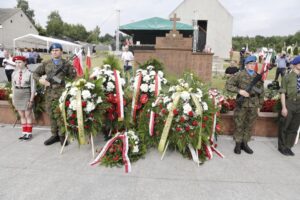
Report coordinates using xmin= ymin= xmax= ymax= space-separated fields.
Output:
xmin=63 ymin=23 xmax=88 ymax=41
xmin=16 ymin=0 xmax=35 ymax=25
xmin=46 ymin=11 xmax=64 ymax=38
xmin=293 ymin=47 xmax=299 ymax=55
xmin=35 ymin=23 xmax=47 ymax=36
xmin=87 ymin=26 xmax=101 ymax=43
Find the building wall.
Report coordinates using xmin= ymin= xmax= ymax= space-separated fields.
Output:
xmin=134 ymin=49 xmax=213 ymax=82
xmin=169 ymin=0 xmax=233 ymax=59
xmin=0 ymin=10 xmax=38 ymax=50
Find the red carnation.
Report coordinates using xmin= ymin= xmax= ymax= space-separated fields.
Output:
xmin=203 ymin=116 xmax=209 ymax=121
xmin=188 ymin=111 xmax=194 ymax=117
xmin=82 ymin=101 xmax=87 ymax=107
xmin=192 ymin=121 xmax=198 ymax=126
xmin=180 ymin=116 xmax=185 ymax=123
xmin=185 ymin=125 xmax=191 ymax=131
xmin=65 ymin=101 xmax=70 ymax=107
xmin=173 ymin=109 xmax=179 ymax=116
xmin=71 ymin=113 xmax=76 ymax=118
xmin=140 ymin=94 xmax=149 ymax=104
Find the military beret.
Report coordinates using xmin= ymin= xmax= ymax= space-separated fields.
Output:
xmin=290 ymin=56 xmax=300 ymax=65
xmin=13 ymin=56 xmax=27 ymax=62
xmin=245 ymin=56 xmax=257 ymax=64
xmin=49 ymin=43 xmax=63 ymax=52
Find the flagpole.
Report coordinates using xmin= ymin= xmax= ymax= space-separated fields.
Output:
xmin=116 ymin=9 xmax=120 ymax=53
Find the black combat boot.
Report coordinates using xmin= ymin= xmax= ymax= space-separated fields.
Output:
xmin=44 ymin=135 xmax=60 ymax=145
xmin=60 ymin=136 xmax=69 ymax=146
xmin=286 ymin=148 xmax=295 ymax=156
xmin=278 ymin=148 xmax=289 ymax=156
xmin=241 ymin=142 xmax=253 ymax=154
xmin=234 ymin=142 xmax=241 ymax=154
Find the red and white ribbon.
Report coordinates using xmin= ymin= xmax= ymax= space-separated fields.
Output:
xmin=149 ymin=97 xmax=161 ymax=136
xmin=114 ymin=70 xmax=124 ymax=121
xmin=90 ymin=132 xmax=131 ymax=173
xmin=205 ymin=144 xmax=213 ymax=160
xmin=131 ymin=73 xmax=142 ymax=122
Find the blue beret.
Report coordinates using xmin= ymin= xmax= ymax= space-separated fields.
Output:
xmin=245 ymin=56 xmax=257 ymax=64
xmin=291 ymin=56 xmax=300 ymax=65
xmin=49 ymin=43 xmax=63 ymax=52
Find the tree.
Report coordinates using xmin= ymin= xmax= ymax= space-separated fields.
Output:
xmin=293 ymin=47 xmax=299 ymax=56
xmin=16 ymin=0 xmax=35 ymax=25
xmin=46 ymin=11 xmax=64 ymax=38
xmin=87 ymin=26 xmax=101 ymax=43
xmin=35 ymin=23 xmax=47 ymax=36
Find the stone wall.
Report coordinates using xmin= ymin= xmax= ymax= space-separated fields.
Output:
xmin=134 ymin=49 xmax=213 ymax=81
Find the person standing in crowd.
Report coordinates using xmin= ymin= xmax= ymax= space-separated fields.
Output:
xmin=239 ymin=47 xmax=246 ymax=70
xmin=11 ymin=56 xmax=35 ymax=140
xmin=2 ymin=50 xmax=15 ymax=82
xmin=121 ymin=45 xmax=134 ymax=83
xmin=33 ymin=43 xmax=77 ymax=146
xmin=225 ymin=60 xmax=239 ymax=78
xmin=277 ymin=55 xmax=300 ymax=156
xmin=226 ymin=56 xmax=264 ymax=154
xmin=274 ymin=52 xmax=289 ymax=81
xmin=0 ymin=47 xmax=4 ymax=67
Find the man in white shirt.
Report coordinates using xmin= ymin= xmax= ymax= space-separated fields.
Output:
xmin=2 ymin=50 xmax=15 ymax=82
xmin=121 ymin=46 xmax=134 ymax=82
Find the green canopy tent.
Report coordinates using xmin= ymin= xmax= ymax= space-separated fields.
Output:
xmin=119 ymin=17 xmax=193 ymax=45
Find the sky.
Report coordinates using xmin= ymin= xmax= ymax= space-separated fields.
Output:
xmin=2 ymin=0 xmax=300 ymax=37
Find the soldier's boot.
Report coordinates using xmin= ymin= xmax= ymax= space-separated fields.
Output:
xmin=241 ymin=142 xmax=253 ymax=154
xmin=44 ymin=135 xmax=60 ymax=145
xmin=60 ymin=136 xmax=69 ymax=146
xmin=286 ymin=148 xmax=295 ymax=156
xmin=234 ymin=142 xmax=241 ymax=154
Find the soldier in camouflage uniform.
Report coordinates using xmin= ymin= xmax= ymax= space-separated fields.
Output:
xmin=226 ymin=56 xmax=264 ymax=154
xmin=33 ymin=43 xmax=77 ymax=146
xmin=278 ymin=55 xmax=300 ymax=156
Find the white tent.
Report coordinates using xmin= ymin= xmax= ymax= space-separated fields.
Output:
xmin=13 ymin=34 xmax=81 ymax=53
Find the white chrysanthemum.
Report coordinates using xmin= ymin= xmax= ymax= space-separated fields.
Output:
xmin=196 ymin=88 xmax=203 ymax=98
xmin=108 ymin=75 xmax=115 ymax=81
xmin=85 ymin=82 xmax=95 ymax=90
xmin=141 ymin=70 xmax=147 ymax=76
xmin=82 ymin=90 xmax=91 ymax=100
xmin=180 ymin=91 xmax=190 ymax=101
xmin=69 ymin=99 xmax=77 ymax=111
xmin=202 ymin=102 xmax=208 ymax=111
xmin=132 ymin=146 xmax=139 ymax=153
xmin=140 ymin=83 xmax=149 ymax=92
xmin=147 ymin=65 xmax=154 ymax=70
xmin=120 ymin=78 xmax=126 ymax=86
xmin=158 ymin=71 xmax=164 ymax=78
xmin=143 ymin=75 xmax=151 ymax=82
xmin=149 ymin=71 xmax=156 ymax=76
xmin=106 ymin=82 xmax=115 ymax=92
xmin=169 ymin=86 xmax=176 ymax=92
xmin=85 ymin=101 xmax=96 ymax=113
xmin=69 ymin=87 xmax=78 ymax=96
xmin=167 ymin=102 xmax=173 ymax=111
xmin=162 ymin=78 xmax=167 ymax=84
xmin=96 ymin=96 xmax=103 ymax=104
xmin=149 ymin=84 xmax=155 ymax=92
xmin=103 ymin=64 xmax=111 ymax=70
xmin=183 ymin=103 xmax=192 ymax=114
xmin=65 ymin=82 xmax=72 ymax=88
xmin=163 ymin=96 xmax=171 ymax=104
xmin=184 ymin=83 xmax=189 ymax=88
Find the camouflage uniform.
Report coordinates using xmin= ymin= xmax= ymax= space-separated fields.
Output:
xmin=278 ymin=71 xmax=300 ymax=151
xmin=226 ymin=70 xmax=264 ymax=143
xmin=33 ymin=59 xmax=76 ymax=136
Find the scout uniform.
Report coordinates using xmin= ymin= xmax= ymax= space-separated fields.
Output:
xmin=278 ymin=55 xmax=300 ymax=156
xmin=33 ymin=43 xmax=76 ymax=145
xmin=226 ymin=56 xmax=264 ymax=154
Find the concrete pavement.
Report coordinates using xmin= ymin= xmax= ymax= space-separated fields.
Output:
xmin=0 ymin=124 xmax=300 ymax=200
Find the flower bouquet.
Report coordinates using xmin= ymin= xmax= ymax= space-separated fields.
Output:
xmin=150 ymin=74 xmax=224 ymax=163
xmin=58 ymin=78 xmax=107 ymax=145
xmin=90 ymin=130 xmax=146 ymax=173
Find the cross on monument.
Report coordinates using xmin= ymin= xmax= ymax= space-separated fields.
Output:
xmin=170 ymin=13 xmax=180 ymax=32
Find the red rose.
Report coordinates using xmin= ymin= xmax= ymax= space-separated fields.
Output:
xmin=140 ymin=94 xmax=149 ymax=104
xmin=185 ymin=126 xmax=191 ymax=131
xmin=65 ymin=101 xmax=70 ymax=107
xmin=82 ymin=101 xmax=87 ymax=107
xmin=173 ymin=109 xmax=179 ymax=116
xmin=69 ymin=119 xmax=75 ymax=125
xmin=180 ymin=116 xmax=185 ymax=123
xmin=188 ymin=111 xmax=194 ymax=117
xmin=192 ymin=121 xmax=198 ymax=126
xmin=71 ymin=113 xmax=76 ymax=118
xmin=162 ymin=109 xmax=167 ymax=115
xmin=203 ymin=116 xmax=209 ymax=121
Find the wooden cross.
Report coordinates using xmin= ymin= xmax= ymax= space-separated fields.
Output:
xmin=170 ymin=13 xmax=180 ymax=32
